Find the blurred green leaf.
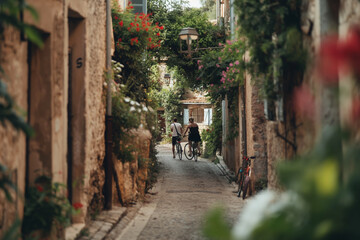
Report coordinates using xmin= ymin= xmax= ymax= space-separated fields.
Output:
xmin=23 ymin=24 xmax=43 ymax=47
xmin=203 ymin=207 xmax=232 ymax=240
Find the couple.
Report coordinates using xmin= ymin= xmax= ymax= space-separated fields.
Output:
xmin=171 ymin=118 xmax=201 ymax=158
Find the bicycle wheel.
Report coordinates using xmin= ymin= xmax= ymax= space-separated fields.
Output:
xmin=184 ymin=143 xmax=193 ymax=160
xmin=193 ymin=146 xmax=198 ymax=162
xmin=242 ymin=176 xmax=250 ymax=200
xmin=177 ymin=143 xmax=182 ymax=160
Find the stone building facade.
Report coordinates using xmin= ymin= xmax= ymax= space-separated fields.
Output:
xmin=0 ymin=0 xmax=108 ymax=235
xmin=221 ymin=0 xmax=360 ymax=192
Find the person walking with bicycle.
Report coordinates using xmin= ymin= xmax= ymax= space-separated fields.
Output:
xmin=183 ymin=118 xmax=201 ymax=158
xmin=171 ymin=118 xmax=182 ymax=159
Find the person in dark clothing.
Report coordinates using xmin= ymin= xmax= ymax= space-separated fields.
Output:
xmin=183 ymin=118 xmax=201 ymax=156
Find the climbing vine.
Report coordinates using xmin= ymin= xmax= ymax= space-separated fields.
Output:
xmin=233 ymin=0 xmax=306 ymax=99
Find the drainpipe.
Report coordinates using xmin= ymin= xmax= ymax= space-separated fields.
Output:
xmin=241 ymin=85 xmax=247 ymax=158
xmin=104 ymin=0 xmax=113 ymax=210
xmin=242 ymin=55 xmax=247 ymax=158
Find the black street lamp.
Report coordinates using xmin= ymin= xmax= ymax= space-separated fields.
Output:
xmin=179 ymin=27 xmax=224 ymax=59
xmin=179 ymin=27 xmax=199 ymax=58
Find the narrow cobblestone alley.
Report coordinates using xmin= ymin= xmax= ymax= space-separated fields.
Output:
xmin=104 ymin=144 xmax=246 ymax=240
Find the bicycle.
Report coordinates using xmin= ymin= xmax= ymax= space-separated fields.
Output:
xmin=175 ymin=137 xmax=183 ymax=160
xmin=184 ymin=140 xmax=201 ymax=162
xmin=236 ymin=155 xmax=255 ymax=199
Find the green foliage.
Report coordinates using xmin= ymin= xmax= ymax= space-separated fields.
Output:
xmin=111 ymin=1 xmax=163 ymax=102
xmin=112 ymin=91 xmax=141 ymax=162
xmin=156 ymin=82 xmax=185 ymax=128
xmin=203 ymin=207 xmax=232 ymax=240
xmin=233 ymin=0 xmax=306 ymax=99
xmin=0 ymin=0 xmax=41 ymax=136
xmin=204 ymin=128 xmax=360 ymax=240
xmin=0 ymin=0 xmax=42 ymax=47
xmin=196 ymin=40 xmax=245 ymax=143
xmin=148 ymin=0 xmax=226 ymax=87
xmin=22 ymin=175 xmax=80 ymax=238
xmin=0 ymin=81 xmax=34 ymax=136
xmin=0 ymin=163 xmax=17 ymax=202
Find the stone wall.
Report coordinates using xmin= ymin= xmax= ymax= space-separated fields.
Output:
xmin=245 ymin=78 xmax=267 ymax=186
xmin=113 ymin=128 xmax=152 ymax=204
xmin=0 ymin=0 xmax=107 ymax=235
xmin=0 ymin=27 xmax=29 ymax=233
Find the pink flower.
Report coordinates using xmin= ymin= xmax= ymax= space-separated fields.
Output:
xmin=216 ymin=64 xmax=220 ymax=68
xmin=218 ymin=57 xmax=222 ymax=61
xmin=293 ymin=85 xmax=315 ymax=119
xmin=317 ymin=36 xmax=343 ymax=84
xmin=226 ymin=40 xmax=232 ymax=45
xmin=229 ymin=63 xmax=233 ymax=67
xmin=235 ymin=60 xmax=240 ymax=65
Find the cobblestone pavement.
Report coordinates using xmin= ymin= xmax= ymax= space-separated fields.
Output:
xmin=106 ymin=144 xmax=246 ymax=240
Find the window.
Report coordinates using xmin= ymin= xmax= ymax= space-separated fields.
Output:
xmin=132 ymin=0 xmax=147 ymax=14
xmin=184 ymin=109 xmax=189 ymax=125
xmin=204 ymin=108 xmax=212 ymax=125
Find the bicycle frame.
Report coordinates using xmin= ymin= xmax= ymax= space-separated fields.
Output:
xmin=236 ymin=156 xmax=255 ymax=199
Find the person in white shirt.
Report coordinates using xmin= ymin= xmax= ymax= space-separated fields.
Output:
xmin=170 ymin=118 xmax=182 ymax=158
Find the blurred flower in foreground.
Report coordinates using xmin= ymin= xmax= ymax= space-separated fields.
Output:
xmin=317 ymin=35 xmax=343 ymax=84
xmin=293 ymin=85 xmax=315 ymax=119
xmin=232 ymin=190 xmax=302 ymax=240
xmin=317 ymin=26 xmax=360 ymax=84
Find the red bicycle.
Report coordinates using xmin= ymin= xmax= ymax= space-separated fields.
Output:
xmin=236 ymin=156 xmax=255 ymax=199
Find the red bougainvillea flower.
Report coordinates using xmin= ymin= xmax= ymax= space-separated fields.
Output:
xmin=73 ymin=202 xmax=83 ymax=210
xmin=148 ymin=37 xmax=152 ymax=42
xmin=36 ymin=185 xmax=43 ymax=192
xmin=317 ymin=35 xmax=344 ymax=85
xmin=136 ymin=27 xmax=140 ymax=32
xmin=119 ymin=20 xmax=123 ymax=27
xmin=159 ymin=26 xmax=164 ymax=30
xmin=156 ymin=32 xmax=160 ymax=36
xmin=293 ymin=85 xmax=315 ymax=119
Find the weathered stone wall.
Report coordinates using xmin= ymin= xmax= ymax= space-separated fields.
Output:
xmin=0 ymin=27 xmax=29 ymax=233
xmin=266 ymin=0 xmax=360 ymax=189
xmin=266 ymin=122 xmax=285 ymax=190
xmin=113 ymin=128 xmax=152 ymax=204
xmin=246 ymin=78 xmax=267 ymax=185
xmin=0 ymin=0 xmax=107 ymax=235
xmin=81 ymin=0 xmax=107 ymax=223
